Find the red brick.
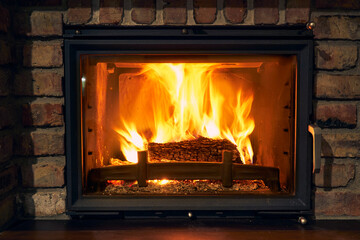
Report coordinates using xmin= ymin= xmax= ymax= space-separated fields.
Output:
xmin=99 ymin=0 xmax=124 ymax=24
xmin=16 ymin=129 xmax=64 ymax=156
xmin=0 ymin=69 xmax=11 ymax=96
xmin=315 ymin=0 xmax=360 ymax=10
xmin=315 ymin=74 xmax=360 ymax=99
xmin=18 ymin=0 xmax=62 ymax=7
xmin=23 ymin=41 xmax=63 ymax=67
xmin=315 ymin=102 xmax=357 ymax=128
xmin=22 ymin=102 xmax=63 ymax=127
xmin=313 ymin=16 xmax=360 ymax=40
xmin=315 ymin=42 xmax=358 ymax=70
xmin=0 ymin=165 xmax=17 ymax=196
xmin=22 ymin=188 xmax=65 ymax=217
xmin=315 ymin=190 xmax=360 ymax=216
xmin=321 ymin=133 xmax=360 ymax=158
xmin=67 ymin=0 xmax=91 ymax=24
xmin=0 ymin=134 xmax=13 ymax=163
xmin=163 ymin=0 xmax=187 ymax=24
xmin=131 ymin=0 xmax=155 ymax=24
xmin=254 ymin=0 xmax=279 ymax=25
xmin=15 ymin=11 xmax=63 ymax=36
xmin=0 ymin=40 xmax=12 ymax=65
xmin=14 ymin=70 xmax=63 ymax=97
xmin=315 ymin=161 xmax=355 ymax=187
xmin=193 ymin=0 xmax=217 ymax=24
xmin=0 ymin=106 xmax=15 ymax=129
xmin=33 ymin=130 xmax=64 ymax=156
xmin=0 ymin=196 xmax=15 ymax=228
xmin=224 ymin=0 xmax=247 ymax=24
xmin=21 ymin=157 xmax=65 ymax=188
xmin=0 ymin=4 xmax=10 ymax=33
xmin=285 ymin=0 xmax=310 ymax=24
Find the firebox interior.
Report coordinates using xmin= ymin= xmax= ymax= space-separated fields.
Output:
xmin=80 ymin=54 xmax=297 ymax=196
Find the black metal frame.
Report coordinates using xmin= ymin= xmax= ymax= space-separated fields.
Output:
xmin=64 ymin=26 xmax=313 ymax=216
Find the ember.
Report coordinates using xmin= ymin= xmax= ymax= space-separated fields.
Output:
xmin=105 ymin=180 xmax=269 ymax=195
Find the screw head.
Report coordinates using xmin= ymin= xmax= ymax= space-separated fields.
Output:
xmin=298 ymin=216 xmax=307 ymax=225
xmin=182 ymin=28 xmax=188 ymax=35
xmin=75 ymin=30 xmax=81 ymax=34
xmin=188 ymin=212 xmax=193 ymax=218
xmin=306 ymin=22 xmax=316 ymax=30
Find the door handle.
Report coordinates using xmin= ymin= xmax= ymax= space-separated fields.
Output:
xmin=308 ymin=124 xmax=321 ymax=173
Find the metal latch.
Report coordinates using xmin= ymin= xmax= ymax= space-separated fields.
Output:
xmin=308 ymin=124 xmax=321 ymax=173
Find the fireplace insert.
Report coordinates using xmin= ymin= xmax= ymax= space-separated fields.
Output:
xmin=65 ymin=26 xmax=315 ymax=218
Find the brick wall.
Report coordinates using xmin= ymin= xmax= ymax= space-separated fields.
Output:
xmin=312 ymin=12 xmax=360 ymax=218
xmin=12 ymin=2 xmax=66 ymax=220
xmin=0 ymin=1 xmax=18 ymax=230
xmin=0 ymin=0 xmax=359 ymax=224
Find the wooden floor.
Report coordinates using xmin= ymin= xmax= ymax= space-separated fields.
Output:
xmin=1 ymin=219 xmax=360 ymax=240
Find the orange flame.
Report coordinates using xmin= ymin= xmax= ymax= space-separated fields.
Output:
xmin=115 ymin=63 xmax=255 ymax=164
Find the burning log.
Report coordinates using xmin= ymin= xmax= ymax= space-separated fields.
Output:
xmin=148 ymin=136 xmax=242 ymax=163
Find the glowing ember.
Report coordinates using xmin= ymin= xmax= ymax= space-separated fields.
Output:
xmin=105 ymin=179 xmax=269 ymax=195
xmin=107 ymin=179 xmax=185 ymax=187
xmin=107 ymin=180 xmax=125 ymax=186
xmin=148 ymin=179 xmax=172 ymax=185
xmin=109 ymin=158 xmax=135 ymax=166
xmin=115 ymin=63 xmax=255 ymax=164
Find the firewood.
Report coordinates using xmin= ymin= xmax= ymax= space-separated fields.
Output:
xmin=148 ymin=136 xmax=242 ymax=163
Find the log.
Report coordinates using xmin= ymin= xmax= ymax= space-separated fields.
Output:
xmin=148 ymin=136 xmax=242 ymax=163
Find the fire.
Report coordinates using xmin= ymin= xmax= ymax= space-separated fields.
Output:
xmin=107 ymin=179 xmax=174 ymax=186
xmin=115 ymin=63 xmax=255 ymax=164
xmin=107 ymin=180 xmax=125 ymax=186
xmin=149 ymin=179 xmax=171 ymax=185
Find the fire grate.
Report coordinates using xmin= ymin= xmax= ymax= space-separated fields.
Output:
xmin=87 ymin=150 xmax=280 ymax=192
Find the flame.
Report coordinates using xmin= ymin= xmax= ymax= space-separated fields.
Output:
xmin=115 ymin=63 xmax=255 ymax=164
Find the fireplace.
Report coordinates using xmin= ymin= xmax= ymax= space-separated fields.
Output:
xmin=65 ymin=26 xmax=314 ymax=217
